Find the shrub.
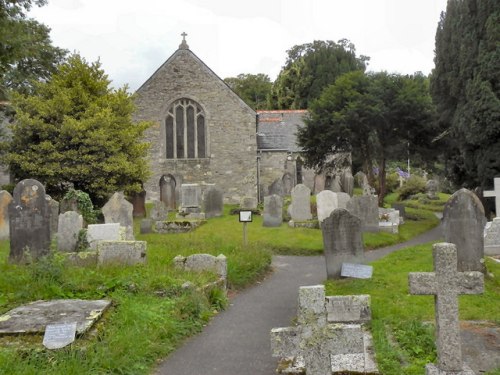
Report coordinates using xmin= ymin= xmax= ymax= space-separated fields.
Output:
xmin=397 ymin=175 xmax=426 ymax=200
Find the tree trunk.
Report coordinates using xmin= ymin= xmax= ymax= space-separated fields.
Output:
xmin=378 ymin=156 xmax=386 ymax=206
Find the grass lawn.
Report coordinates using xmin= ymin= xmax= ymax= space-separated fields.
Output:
xmin=0 ymin=201 xmax=443 ymax=374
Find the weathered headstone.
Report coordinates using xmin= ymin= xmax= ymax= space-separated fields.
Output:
xmin=484 ymin=217 xmax=500 ymax=255
xmin=203 ymin=186 xmax=223 ymax=219
xmin=316 ymin=190 xmax=338 ymax=223
xmin=483 ymin=177 xmax=500 ymax=215
xmin=130 ymin=190 xmax=146 ymax=217
xmin=160 ymin=174 xmax=176 ymax=210
xmin=409 ymin=243 xmax=484 ymax=375
xmin=57 ymin=211 xmax=83 ymax=252
xmin=330 ymin=175 xmax=342 ymax=193
xmin=426 ymin=179 xmax=439 ymax=199
xmin=181 ymin=183 xmax=201 ymax=211
xmin=321 ymin=209 xmax=364 ymax=279
xmin=140 ymin=218 xmax=153 ymax=234
xmin=86 ymin=223 xmax=122 ymax=249
xmin=290 ymin=184 xmax=312 ymax=222
xmin=354 ymin=171 xmax=367 ymax=189
xmin=346 ymin=195 xmax=379 ymax=231
xmin=336 ymin=192 xmax=351 ymax=209
xmin=282 ymin=173 xmax=294 ymax=196
xmin=268 ymin=178 xmax=284 ymax=197
xmin=0 ymin=190 xmax=13 ymax=240
xmin=442 ymin=188 xmax=486 ymax=272
xmin=150 ymin=200 xmax=168 ymax=221
xmin=340 ymin=170 xmax=354 ymax=196
xmin=240 ymin=196 xmax=257 ymax=210
xmin=97 ymin=241 xmax=147 ymax=266
xmin=46 ymin=196 xmax=59 ymax=239
xmin=9 ymin=179 xmax=51 ymax=263
xmin=263 ymin=194 xmax=283 ymax=227
xmin=174 ymin=253 xmax=227 ymax=288
xmin=271 ymin=285 xmax=376 ymax=375
xmin=102 ymin=192 xmax=134 ymax=240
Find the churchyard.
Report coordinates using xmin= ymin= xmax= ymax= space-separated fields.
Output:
xmin=0 ymin=179 xmax=499 ymax=374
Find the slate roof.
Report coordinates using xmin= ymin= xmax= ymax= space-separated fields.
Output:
xmin=257 ymin=110 xmax=308 ymax=152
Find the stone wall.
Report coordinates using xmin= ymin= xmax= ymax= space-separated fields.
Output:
xmin=133 ymin=47 xmax=257 ymax=204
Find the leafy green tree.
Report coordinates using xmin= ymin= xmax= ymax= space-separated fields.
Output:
xmin=430 ymin=0 xmax=500 ymax=190
xmin=297 ymin=71 xmax=436 ymax=204
xmin=0 ymin=0 xmax=66 ymax=98
xmin=268 ymin=39 xmax=369 ymax=109
xmin=224 ymin=73 xmax=272 ymax=110
xmin=5 ymin=54 xmax=151 ymax=205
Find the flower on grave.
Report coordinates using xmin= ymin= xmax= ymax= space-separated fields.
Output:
xmin=379 ymin=213 xmax=390 ymax=222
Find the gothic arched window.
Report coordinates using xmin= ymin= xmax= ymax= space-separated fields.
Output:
xmin=165 ymin=98 xmax=206 ymax=159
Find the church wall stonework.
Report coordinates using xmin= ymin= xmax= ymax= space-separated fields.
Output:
xmin=133 ymin=47 xmax=257 ymax=204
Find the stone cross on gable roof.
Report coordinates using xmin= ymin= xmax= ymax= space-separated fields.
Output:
xmin=409 ymin=243 xmax=483 ymax=374
xmin=179 ymin=32 xmax=189 ymax=50
xmin=271 ymin=285 xmax=365 ymax=375
xmin=484 ymin=177 xmax=500 ymax=215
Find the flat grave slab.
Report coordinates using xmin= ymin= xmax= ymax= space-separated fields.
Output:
xmin=0 ymin=299 xmax=111 ymax=335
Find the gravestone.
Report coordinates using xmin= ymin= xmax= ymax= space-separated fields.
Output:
xmin=346 ymin=195 xmax=379 ymax=231
xmin=316 ymin=190 xmax=338 ymax=223
xmin=43 ymin=322 xmax=77 ymax=349
xmin=160 ymin=174 xmax=176 ymax=210
xmin=270 ymin=285 xmax=377 ymax=375
xmin=102 ymin=192 xmax=134 ymax=240
xmin=330 ymin=175 xmax=342 ymax=193
xmin=484 ymin=217 xmax=500 ymax=255
xmin=174 ymin=253 xmax=227 ymax=289
xmin=57 ymin=211 xmax=83 ymax=252
xmin=203 ymin=186 xmax=223 ymax=219
xmin=426 ymin=179 xmax=439 ymax=199
xmin=282 ymin=173 xmax=294 ymax=196
xmin=9 ymin=179 xmax=51 ymax=263
xmin=87 ymin=223 xmax=122 ymax=249
xmin=240 ymin=196 xmax=257 ymax=210
xmin=340 ymin=170 xmax=354 ymax=196
xmin=290 ymin=184 xmax=312 ymax=222
xmin=46 ymin=196 xmax=59 ymax=239
xmin=483 ymin=177 xmax=500 ymax=215
xmin=442 ymin=188 xmax=486 ymax=273
xmin=97 ymin=241 xmax=147 ymax=266
xmin=336 ymin=192 xmax=351 ymax=209
xmin=140 ymin=218 xmax=153 ymax=234
xmin=321 ymin=209 xmax=364 ymax=279
xmin=130 ymin=190 xmax=146 ymax=217
xmin=341 ymin=263 xmax=373 ymax=279
xmin=263 ymin=194 xmax=283 ymax=227
xmin=180 ymin=183 xmax=201 ymax=212
xmin=150 ymin=200 xmax=168 ymax=221
xmin=268 ymin=178 xmax=284 ymax=197
xmin=392 ymin=203 xmax=406 ymax=224
xmin=0 ymin=190 xmax=13 ymax=240
xmin=409 ymin=243 xmax=483 ymax=375
xmin=354 ymin=171 xmax=367 ymax=188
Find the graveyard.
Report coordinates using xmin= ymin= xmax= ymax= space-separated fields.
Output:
xmin=0 ymin=179 xmax=498 ymax=375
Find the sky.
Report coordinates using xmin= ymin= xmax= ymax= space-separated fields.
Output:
xmin=29 ymin=0 xmax=449 ymax=92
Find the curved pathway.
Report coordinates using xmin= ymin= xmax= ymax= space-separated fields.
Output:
xmin=154 ymin=224 xmax=443 ymax=375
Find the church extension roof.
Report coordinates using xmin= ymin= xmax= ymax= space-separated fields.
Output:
xmin=257 ymin=110 xmax=308 ymax=152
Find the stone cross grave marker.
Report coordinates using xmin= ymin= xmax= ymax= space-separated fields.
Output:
xmin=321 ymin=209 xmax=364 ymax=279
xmin=0 ymin=190 xmax=13 ymax=240
xmin=483 ymin=177 xmax=500 ymax=215
xmin=8 ymin=179 xmax=51 ymax=263
xmin=271 ymin=285 xmax=365 ymax=375
xmin=263 ymin=194 xmax=283 ymax=227
xmin=443 ymin=188 xmax=486 ymax=273
xmin=290 ymin=184 xmax=312 ymax=222
xmin=409 ymin=243 xmax=484 ymax=375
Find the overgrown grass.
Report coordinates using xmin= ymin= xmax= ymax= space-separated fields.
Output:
xmin=0 ymin=201 xmax=442 ymax=374
xmin=325 ymin=245 xmax=500 ymax=375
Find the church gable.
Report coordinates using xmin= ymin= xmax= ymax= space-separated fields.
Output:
xmin=133 ymin=38 xmax=257 ymax=204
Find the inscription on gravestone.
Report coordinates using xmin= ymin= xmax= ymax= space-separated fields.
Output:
xmin=43 ymin=322 xmax=77 ymax=349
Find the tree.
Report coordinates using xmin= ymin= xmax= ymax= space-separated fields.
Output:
xmin=5 ymin=54 xmax=151 ymax=205
xmin=224 ymin=73 xmax=272 ymax=110
xmin=297 ymin=71 xmax=436 ymax=204
xmin=268 ymin=39 xmax=369 ymax=110
xmin=430 ymin=0 xmax=500 ymax=190
xmin=0 ymin=0 xmax=66 ymax=99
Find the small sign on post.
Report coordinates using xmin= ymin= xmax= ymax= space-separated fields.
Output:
xmin=239 ymin=210 xmax=252 ymax=246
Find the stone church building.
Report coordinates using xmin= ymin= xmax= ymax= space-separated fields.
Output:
xmin=134 ymin=36 xmax=318 ymax=205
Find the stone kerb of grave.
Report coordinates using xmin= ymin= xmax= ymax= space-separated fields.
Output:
xmin=270 ymin=285 xmax=378 ymax=375
xmin=409 ymin=243 xmax=483 ymax=375
xmin=174 ymin=254 xmax=227 ymax=289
